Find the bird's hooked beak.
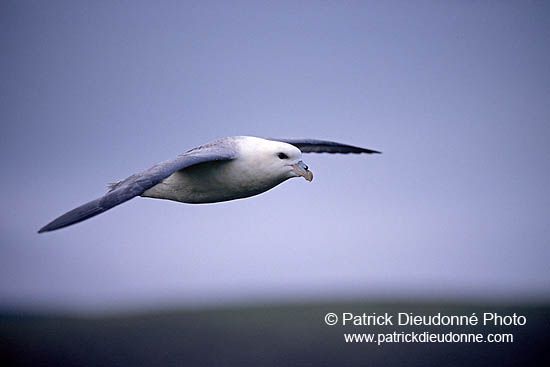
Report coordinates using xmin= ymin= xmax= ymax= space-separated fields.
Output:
xmin=292 ymin=161 xmax=313 ymax=182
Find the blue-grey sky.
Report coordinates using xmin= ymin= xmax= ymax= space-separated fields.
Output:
xmin=1 ymin=1 xmax=549 ymax=312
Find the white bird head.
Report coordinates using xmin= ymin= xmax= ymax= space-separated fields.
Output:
xmin=236 ymin=137 xmax=313 ymax=184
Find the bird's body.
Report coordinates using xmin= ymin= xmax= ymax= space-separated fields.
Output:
xmin=142 ymin=160 xmax=247 ymax=204
xmin=39 ymin=136 xmax=379 ymax=233
xmin=142 ymin=137 xmax=302 ymax=204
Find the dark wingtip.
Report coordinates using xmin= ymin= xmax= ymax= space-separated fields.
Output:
xmin=37 ymin=198 xmax=105 ymax=234
xmin=38 ymin=219 xmax=61 ymax=233
xmin=38 ymin=224 xmax=53 ymax=233
xmin=353 ymin=147 xmax=381 ymax=154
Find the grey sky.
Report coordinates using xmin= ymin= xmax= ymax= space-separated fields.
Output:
xmin=1 ymin=1 xmax=549 ymax=312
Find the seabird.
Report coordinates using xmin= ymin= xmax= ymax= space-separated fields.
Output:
xmin=38 ymin=136 xmax=380 ymax=233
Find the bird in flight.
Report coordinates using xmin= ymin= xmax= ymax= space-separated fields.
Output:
xmin=39 ymin=136 xmax=380 ymax=233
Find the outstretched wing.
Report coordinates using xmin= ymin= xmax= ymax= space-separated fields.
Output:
xmin=271 ymin=138 xmax=381 ymax=154
xmin=38 ymin=142 xmax=236 ymax=233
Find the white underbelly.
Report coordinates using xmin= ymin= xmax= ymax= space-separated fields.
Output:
xmin=142 ymin=160 xmax=286 ymax=204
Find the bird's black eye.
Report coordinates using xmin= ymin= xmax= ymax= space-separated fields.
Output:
xmin=278 ymin=152 xmax=289 ymax=159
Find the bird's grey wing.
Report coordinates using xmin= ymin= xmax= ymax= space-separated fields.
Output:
xmin=38 ymin=145 xmax=236 ymax=233
xmin=270 ymin=138 xmax=381 ymax=154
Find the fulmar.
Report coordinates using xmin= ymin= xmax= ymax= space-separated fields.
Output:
xmin=38 ymin=136 xmax=380 ymax=233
